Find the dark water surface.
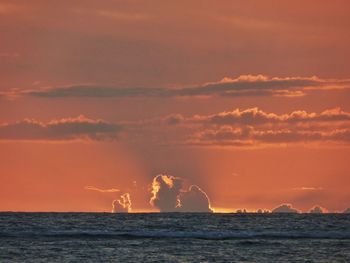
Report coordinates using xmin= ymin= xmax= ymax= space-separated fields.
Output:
xmin=0 ymin=213 xmax=349 ymax=262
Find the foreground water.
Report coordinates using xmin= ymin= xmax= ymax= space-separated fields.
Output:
xmin=0 ymin=213 xmax=349 ymax=262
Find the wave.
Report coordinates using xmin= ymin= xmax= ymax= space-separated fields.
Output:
xmin=1 ymin=230 xmax=350 ymax=240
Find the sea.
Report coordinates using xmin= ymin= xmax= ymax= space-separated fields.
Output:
xmin=0 ymin=213 xmax=349 ymax=262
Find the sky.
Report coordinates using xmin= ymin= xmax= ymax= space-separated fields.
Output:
xmin=1 ymin=0 xmax=350 ymax=212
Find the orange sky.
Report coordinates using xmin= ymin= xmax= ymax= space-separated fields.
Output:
xmin=1 ymin=1 xmax=350 ymax=212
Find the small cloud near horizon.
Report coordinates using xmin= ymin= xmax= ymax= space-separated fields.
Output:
xmin=112 ymin=193 xmax=131 ymax=213
xmin=272 ymin=203 xmax=300 ymax=213
xmin=309 ymin=205 xmax=327 ymax=214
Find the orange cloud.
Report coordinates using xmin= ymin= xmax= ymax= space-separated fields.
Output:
xmin=84 ymin=186 xmax=120 ymax=193
xmin=112 ymin=193 xmax=131 ymax=213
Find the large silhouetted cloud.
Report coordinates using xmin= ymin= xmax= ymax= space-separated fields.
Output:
xmin=150 ymin=174 xmax=213 ymax=212
xmin=272 ymin=203 xmax=300 ymax=213
xmin=150 ymin=174 xmax=183 ymax=212
xmin=4 ymin=75 xmax=350 ymax=100
xmin=178 ymin=185 xmax=213 ymax=213
xmin=112 ymin=193 xmax=131 ymax=213
xmin=0 ymin=115 xmax=121 ymax=141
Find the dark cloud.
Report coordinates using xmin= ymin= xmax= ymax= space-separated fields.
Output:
xmin=0 ymin=115 xmax=121 ymax=141
xmin=272 ymin=203 xmax=300 ymax=213
xmin=163 ymin=114 xmax=185 ymax=125
xmin=112 ymin=193 xmax=131 ymax=213
xmin=176 ymin=75 xmax=322 ymax=97
xmin=2 ymin=107 xmax=350 ymax=146
xmin=170 ymin=107 xmax=350 ymax=147
xmin=309 ymin=205 xmax=327 ymax=214
xmin=178 ymin=185 xmax=213 ymax=213
xmin=150 ymin=174 xmax=183 ymax=212
xmin=25 ymin=85 xmax=170 ymax=98
xmin=150 ymin=174 xmax=213 ymax=213
xmin=5 ymin=75 xmax=350 ymax=100
xmin=256 ymin=209 xmax=270 ymax=213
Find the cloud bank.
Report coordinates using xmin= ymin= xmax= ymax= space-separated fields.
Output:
xmin=3 ymin=75 xmax=350 ymax=100
xmin=150 ymin=174 xmax=213 ymax=212
xmin=0 ymin=115 xmax=120 ymax=141
xmin=186 ymin=107 xmax=350 ymax=147
xmin=1 ymin=107 xmax=350 ymax=147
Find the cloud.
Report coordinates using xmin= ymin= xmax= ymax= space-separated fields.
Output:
xmin=84 ymin=186 xmax=120 ymax=193
xmin=5 ymin=75 xmax=350 ymax=99
xmin=344 ymin=208 xmax=350 ymax=214
xmin=309 ymin=205 xmax=327 ymax=214
xmin=0 ymin=115 xmax=121 ymax=141
xmin=2 ymin=107 xmax=350 ymax=146
xmin=159 ymin=107 xmax=350 ymax=147
xmin=189 ymin=125 xmax=350 ymax=146
xmin=22 ymin=85 xmax=169 ymax=98
xmin=150 ymin=174 xmax=213 ymax=212
xmin=193 ymin=107 xmax=350 ymax=126
xmin=112 ymin=193 xmax=131 ymax=213
xmin=178 ymin=185 xmax=213 ymax=213
xmin=272 ymin=203 xmax=300 ymax=213
xmin=150 ymin=174 xmax=183 ymax=212
xmin=163 ymin=114 xmax=185 ymax=125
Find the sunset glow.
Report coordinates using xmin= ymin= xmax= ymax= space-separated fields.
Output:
xmin=1 ymin=1 xmax=350 ymax=213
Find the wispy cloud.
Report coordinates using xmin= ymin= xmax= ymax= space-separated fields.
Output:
xmin=84 ymin=186 xmax=120 ymax=193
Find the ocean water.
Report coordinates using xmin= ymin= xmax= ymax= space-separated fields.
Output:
xmin=0 ymin=213 xmax=349 ymax=262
